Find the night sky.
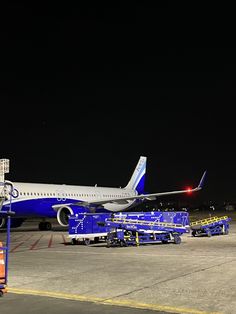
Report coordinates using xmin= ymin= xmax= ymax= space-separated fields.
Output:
xmin=1 ymin=2 xmax=235 ymax=205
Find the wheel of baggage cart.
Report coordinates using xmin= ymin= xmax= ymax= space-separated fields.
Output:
xmin=224 ymin=226 xmax=229 ymax=235
xmin=106 ymin=239 xmax=112 ymax=248
xmin=120 ymin=240 xmax=127 ymax=247
xmin=173 ymin=234 xmax=181 ymax=244
xmin=71 ymin=238 xmax=78 ymax=245
xmin=94 ymin=237 xmax=100 ymax=243
xmin=162 ymin=240 xmax=169 ymax=244
xmin=84 ymin=238 xmax=91 ymax=246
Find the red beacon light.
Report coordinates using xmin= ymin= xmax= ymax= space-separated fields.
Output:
xmin=186 ymin=187 xmax=193 ymax=193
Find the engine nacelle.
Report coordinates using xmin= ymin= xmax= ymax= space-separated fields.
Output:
xmin=56 ymin=205 xmax=90 ymax=227
xmin=56 ymin=205 xmax=74 ymax=227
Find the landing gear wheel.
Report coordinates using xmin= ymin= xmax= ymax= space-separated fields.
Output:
xmin=44 ymin=222 xmax=52 ymax=230
xmin=38 ymin=222 xmax=52 ymax=231
xmin=38 ymin=222 xmax=44 ymax=231
xmin=0 ymin=290 xmax=4 ymax=297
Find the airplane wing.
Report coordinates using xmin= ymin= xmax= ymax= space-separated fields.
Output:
xmin=52 ymin=171 xmax=207 ymax=209
xmin=82 ymin=170 xmax=206 ymax=206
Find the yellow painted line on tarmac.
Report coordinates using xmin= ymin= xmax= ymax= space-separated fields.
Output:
xmin=8 ymin=287 xmax=101 ymax=303
xmin=8 ymin=287 xmax=222 ymax=314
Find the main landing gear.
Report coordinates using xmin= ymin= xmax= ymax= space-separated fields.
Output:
xmin=38 ymin=221 xmax=52 ymax=231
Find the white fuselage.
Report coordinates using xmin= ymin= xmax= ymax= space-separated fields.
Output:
xmin=7 ymin=182 xmax=137 ymax=213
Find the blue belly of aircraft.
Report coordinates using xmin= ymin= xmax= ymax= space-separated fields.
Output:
xmin=3 ymin=198 xmax=62 ymax=218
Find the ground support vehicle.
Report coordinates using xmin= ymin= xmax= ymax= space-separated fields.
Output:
xmin=103 ymin=217 xmax=189 ymax=247
xmin=68 ymin=213 xmax=110 ymax=245
xmin=190 ymin=216 xmax=231 ymax=237
xmin=68 ymin=211 xmax=190 ymax=245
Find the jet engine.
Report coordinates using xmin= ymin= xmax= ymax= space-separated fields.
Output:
xmin=56 ymin=205 xmax=90 ymax=227
xmin=56 ymin=205 xmax=74 ymax=227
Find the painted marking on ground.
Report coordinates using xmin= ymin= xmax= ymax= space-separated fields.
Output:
xmin=61 ymin=234 xmax=66 ymax=244
xmin=9 ymin=234 xmax=67 ymax=253
xmin=8 ymin=287 xmax=222 ymax=314
xmin=30 ymin=235 xmax=44 ymax=250
xmin=10 ymin=235 xmax=34 ymax=252
xmin=10 ymin=242 xmax=25 ymax=253
xmin=48 ymin=235 xmax=53 ymax=248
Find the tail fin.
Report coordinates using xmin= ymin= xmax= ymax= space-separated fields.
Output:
xmin=125 ymin=156 xmax=147 ymax=194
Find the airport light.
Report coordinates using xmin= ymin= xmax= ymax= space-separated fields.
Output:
xmin=0 ymin=159 xmax=10 ymax=183
xmin=0 ymin=159 xmax=9 ymax=173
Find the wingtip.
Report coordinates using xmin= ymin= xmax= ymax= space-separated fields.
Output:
xmin=198 ymin=170 xmax=207 ymax=189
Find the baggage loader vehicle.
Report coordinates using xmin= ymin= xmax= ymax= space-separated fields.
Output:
xmin=190 ymin=216 xmax=231 ymax=237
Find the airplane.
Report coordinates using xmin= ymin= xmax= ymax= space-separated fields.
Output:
xmin=0 ymin=156 xmax=206 ymax=230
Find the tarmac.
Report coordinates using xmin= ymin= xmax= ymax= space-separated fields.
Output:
xmin=0 ymin=211 xmax=236 ymax=314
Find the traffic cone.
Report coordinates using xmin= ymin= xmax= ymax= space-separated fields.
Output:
xmin=0 ymin=241 xmax=7 ymax=295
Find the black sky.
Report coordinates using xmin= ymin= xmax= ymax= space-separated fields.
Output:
xmin=1 ymin=2 xmax=235 ymax=205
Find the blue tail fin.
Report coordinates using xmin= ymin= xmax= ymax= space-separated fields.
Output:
xmin=125 ymin=156 xmax=146 ymax=194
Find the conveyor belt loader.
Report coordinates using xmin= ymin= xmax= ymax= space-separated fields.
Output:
xmin=101 ymin=217 xmax=189 ymax=247
xmin=190 ymin=216 xmax=231 ymax=237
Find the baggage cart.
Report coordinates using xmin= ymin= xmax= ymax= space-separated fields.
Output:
xmin=190 ymin=216 xmax=231 ymax=237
